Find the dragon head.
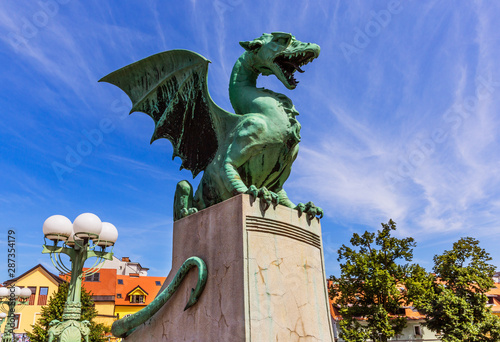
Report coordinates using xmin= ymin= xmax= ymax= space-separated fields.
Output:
xmin=240 ymin=32 xmax=320 ymax=90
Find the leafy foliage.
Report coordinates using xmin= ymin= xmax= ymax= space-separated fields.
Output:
xmin=329 ymin=219 xmax=429 ymax=342
xmin=26 ymin=282 xmax=108 ymax=342
xmin=416 ymin=237 xmax=500 ymax=341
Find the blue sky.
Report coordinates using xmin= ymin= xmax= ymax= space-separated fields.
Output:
xmin=1 ymin=1 xmax=499 ymax=279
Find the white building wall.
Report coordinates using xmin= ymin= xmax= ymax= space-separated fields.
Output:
xmin=334 ymin=321 xmax=440 ymax=342
xmin=100 ymin=256 xmax=149 ymax=276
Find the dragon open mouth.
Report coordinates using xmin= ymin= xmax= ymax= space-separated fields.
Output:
xmin=274 ymin=50 xmax=318 ymax=88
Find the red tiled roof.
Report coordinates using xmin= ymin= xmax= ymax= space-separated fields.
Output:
xmin=61 ymin=268 xmax=117 ymax=297
xmin=327 ymin=280 xmax=426 ymax=321
xmin=115 ymin=274 xmax=165 ymax=306
xmin=328 ymin=280 xmax=500 ymax=319
xmin=60 ymin=268 xmax=166 ymax=306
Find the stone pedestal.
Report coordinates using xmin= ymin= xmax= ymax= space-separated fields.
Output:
xmin=125 ymin=194 xmax=334 ymax=341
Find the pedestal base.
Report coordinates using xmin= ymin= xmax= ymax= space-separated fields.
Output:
xmin=125 ymin=194 xmax=333 ymax=341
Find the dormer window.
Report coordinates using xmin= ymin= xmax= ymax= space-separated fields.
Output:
xmin=126 ymin=286 xmax=149 ymax=304
xmin=130 ymin=295 xmax=145 ymax=303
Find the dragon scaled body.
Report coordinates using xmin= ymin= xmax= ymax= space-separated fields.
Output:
xmin=100 ymin=32 xmax=322 ymax=220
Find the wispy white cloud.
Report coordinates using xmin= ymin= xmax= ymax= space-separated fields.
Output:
xmin=1 ymin=0 xmax=500 ymax=278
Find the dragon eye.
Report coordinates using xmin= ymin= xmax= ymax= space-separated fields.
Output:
xmin=275 ymin=37 xmax=290 ymax=46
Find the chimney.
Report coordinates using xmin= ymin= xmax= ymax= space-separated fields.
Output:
xmin=122 ymin=257 xmax=130 ymax=262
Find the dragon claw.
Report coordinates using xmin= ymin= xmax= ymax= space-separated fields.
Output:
xmin=295 ymin=202 xmax=306 ymax=214
xmin=246 ymin=185 xmax=259 ymax=198
xmin=316 ymin=207 xmax=324 ymax=219
xmin=271 ymin=192 xmax=279 ymax=206
xmin=259 ymin=187 xmax=272 ymax=210
xmin=179 ymin=208 xmax=198 ymax=218
xmin=246 ymin=185 xmax=279 ymax=211
xmin=295 ymin=201 xmax=323 ymax=220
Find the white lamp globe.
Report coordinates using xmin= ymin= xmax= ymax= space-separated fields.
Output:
xmin=43 ymin=215 xmax=73 ymax=242
xmin=0 ymin=288 xmax=8 ymax=298
xmin=73 ymin=213 xmax=102 ymax=239
xmin=97 ymin=222 xmax=118 ymax=247
xmin=13 ymin=287 xmax=21 ymax=297
xmin=0 ymin=312 xmax=6 ymax=318
xmin=66 ymin=231 xmax=75 ymax=247
xmin=20 ymin=288 xmax=32 ymax=299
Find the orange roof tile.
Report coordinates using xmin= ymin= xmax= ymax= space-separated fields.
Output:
xmin=115 ymin=274 xmax=166 ymax=306
xmin=61 ymin=268 xmax=117 ymax=297
xmin=328 ymin=280 xmax=500 ymax=320
xmin=327 ymin=279 xmax=426 ymax=321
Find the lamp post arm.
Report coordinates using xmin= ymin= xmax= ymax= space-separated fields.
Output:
xmin=86 ymin=250 xmax=113 ymax=261
xmin=42 ymin=245 xmax=76 ymax=259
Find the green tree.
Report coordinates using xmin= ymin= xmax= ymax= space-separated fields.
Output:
xmin=416 ymin=237 xmax=500 ymax=341
xmin=26 ymin=282 xmax=108 ymax=342
xmin=330 ymin=219 xmax=429 ymax=342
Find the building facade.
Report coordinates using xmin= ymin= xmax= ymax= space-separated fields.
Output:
xmin=327 ymin=280 xmax=441 ymax=341
xmin=1 ymin=258 xmax=165 ymax=340
xmin=1 ymin=264 xmax=65 ymax=341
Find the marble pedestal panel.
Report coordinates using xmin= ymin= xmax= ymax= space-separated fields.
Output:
xmin=124 ymin=194 xmax=333 ymax=341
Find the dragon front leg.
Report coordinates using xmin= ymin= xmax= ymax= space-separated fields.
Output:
xmin=174 ymin=180 xmax=198 ymax=221
xmin=222 ymin=160 xmax=280 ymax=211
xmin=221 ymin=117 xmax=286 ymax=211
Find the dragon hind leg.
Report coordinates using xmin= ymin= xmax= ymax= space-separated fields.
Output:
xmin=174 ymin=180 xmax=198 ymax=221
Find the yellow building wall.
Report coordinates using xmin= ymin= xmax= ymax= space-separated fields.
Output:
xmin=0 ymin=267 xmax=60 ymax=335
xmin=94 ymin=301 xmax=116 ymax=327
xmin=114 ymin=305 xmax=144 ymax=319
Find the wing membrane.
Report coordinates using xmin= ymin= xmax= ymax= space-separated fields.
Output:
xmin=100 ymin=50 xmax=235 ymax=177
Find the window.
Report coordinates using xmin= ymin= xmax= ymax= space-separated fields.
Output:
xmin=85 ymin=273 xmax=100 ymax=282
xmin=414 ymin=325 xmax=422 ymax=336
xmin=488 ymin=297 xmax=494 ymax=305
xmin=117 ymin=294 xmax=122 ymax=299
xmin=118 ymin=279 xmax=123 ymax=285
xmin=12 ymin=314 xmax=20 ymax=329
xmin=130 ymin=295 xmax=145 ymax=303
xmin=27 ymin=287 xmax=36 ymax=305
xmin=38 ymin=287 xmax=48 ymax=305
xmin=155 ymin=281 xmax=161 ymax=286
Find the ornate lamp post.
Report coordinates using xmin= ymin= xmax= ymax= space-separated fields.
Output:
xmin=42 ymin=213 xmax=118 ymax=342
xmin=0 ymin=286 xmax=31 ymax=342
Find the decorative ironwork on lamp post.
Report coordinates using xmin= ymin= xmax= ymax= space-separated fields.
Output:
xmin=42 ymin=213 xmax=118 ymax=342
xmin=0 ymin=286 xmax=31 ymax=342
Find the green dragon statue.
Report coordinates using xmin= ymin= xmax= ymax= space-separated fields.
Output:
xmin=100 ymin=32 xmax=322 ymax=220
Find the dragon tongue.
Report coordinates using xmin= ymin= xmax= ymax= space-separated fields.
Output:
xmin=288 ymin=59 xmax=305 ymax=73
xmin=280 ymin=57 xmax=305 ymax=73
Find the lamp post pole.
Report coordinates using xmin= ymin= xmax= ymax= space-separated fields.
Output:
xmin=42 ymin=213 xmax=118 ymax=342
xmin=0 ymin=287 xmax=31 ymax=342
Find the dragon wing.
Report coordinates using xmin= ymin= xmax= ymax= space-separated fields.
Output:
xmin=99 ymin=49 xmax=238 ymax=177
